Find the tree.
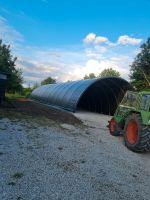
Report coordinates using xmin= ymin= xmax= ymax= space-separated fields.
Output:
xmin=99 ymin=68 xmax=120 ymax=77
xmin=0 ymin=39 xmax=23 ymax=92
xmin=41 ymin=76 xmax=56 ymax=85
xmin=130 ymin=38 xmax=150 ymax=91
xmin=23 ymin=87 xmax=33 ymax=98
xmin=84 ymin=73 xmax=96 ymax=79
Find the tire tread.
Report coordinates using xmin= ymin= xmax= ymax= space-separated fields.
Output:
xmin=124 ymin=113 xmax=150 ymax=153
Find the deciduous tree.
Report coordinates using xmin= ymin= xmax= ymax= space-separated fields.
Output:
xmin=99 ymin=68 xmax=120 ymax=77
xmin=0 ymin=39 xmax=23 ymax=92
xmin=41 ymin=76 xmax=56 ymax=85
xmin=84 ymin=73 xmax=96 ymax=79
xmin=130 ymin=38 xmax=150 ymax=91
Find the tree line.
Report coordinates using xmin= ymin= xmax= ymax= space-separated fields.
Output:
xmin=83 ymin=68 xmax=120 ymax=79
xmin=0 ymin=38 xmax=150 ymax=94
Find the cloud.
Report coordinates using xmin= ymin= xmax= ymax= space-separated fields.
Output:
xmin=15 ymin=38 xmax=140 ymax=86
xmin=117 ymin=35 xmax=142 ymax=45
xmin=20 ymin=44 xmax=133 ymax=84
xmin=83 ymin=33 xmax=142 ymax=46
xmin=84 ymin=33 xmax=110 ymax=45
xmin=16 ymin=50 xmax=83 ymax=85
xmin=83 ymin=33 xmax=109 ymax=45
xmin=0 ymin=16 xmax=23 ymax=46
xmin=16 ymin=57 xmax=63 ymax=84
xmin=94 ymin=45 xmax=107 ymax=53
xmin=68 ymin=55 xmax=132 ymax=81
xmin=83 ymin=33 xmax=96 ymax=43
xmin=94 ymin=36 xmax=108 ymax=44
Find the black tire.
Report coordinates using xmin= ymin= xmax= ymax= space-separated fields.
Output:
xmin=108 ymin=118 xmax=121 ymax=136
xmin=124 ymin=113 xmax=150 ymax=153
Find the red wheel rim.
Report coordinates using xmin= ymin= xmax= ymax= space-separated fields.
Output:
xmin=126 ymin=120 xmax=138 ymax=144
xmin=110 ymin=119 xmax=115 ymax=132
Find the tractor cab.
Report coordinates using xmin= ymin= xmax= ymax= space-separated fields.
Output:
xmin=113 ymin=91 xmax=138 ymax=125
xmin=120 ymin=91 xmax=138 ymax=109
xmin=119 ymin=91 xmax=150 ymax=112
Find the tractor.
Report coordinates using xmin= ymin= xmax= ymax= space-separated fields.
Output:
xmin=108 ymin=90 xmax=150 ymax=153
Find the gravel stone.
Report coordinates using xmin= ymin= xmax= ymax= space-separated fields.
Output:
xmin=0 ymin=116 xmax=150 ymax=200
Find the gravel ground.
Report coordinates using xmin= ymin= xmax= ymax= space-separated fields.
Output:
xmin=0 ymin=114 xmax=150 ymax=200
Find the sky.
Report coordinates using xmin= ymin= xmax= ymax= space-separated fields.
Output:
xmin=0 ymin=0 xmax=150 ymax=86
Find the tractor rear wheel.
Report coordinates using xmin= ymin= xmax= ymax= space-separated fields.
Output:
xmin=124 ymin=113 xmax=150 ymax=153
xmin=108 ymin=118 xmax=121 ymax=136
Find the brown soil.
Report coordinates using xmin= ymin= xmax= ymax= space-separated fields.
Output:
xmin=1 ymin=98 xmax=82 ymax=125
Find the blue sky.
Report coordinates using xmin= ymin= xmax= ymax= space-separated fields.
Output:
xmin=0 ymin=0 xmax=150 ymax=86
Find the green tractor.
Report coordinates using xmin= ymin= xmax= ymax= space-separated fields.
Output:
xmin=108 ymin=90 xmax=150 ymax=153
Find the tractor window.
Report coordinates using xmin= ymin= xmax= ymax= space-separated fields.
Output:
xmin=121 ymin=92 xmax=138 ymax=107
xmin=141 ymin=94 xmax=150 ymax=111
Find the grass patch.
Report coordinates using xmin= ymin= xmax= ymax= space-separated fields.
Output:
xmin=5 ymin=93 xmax=25 ymax=101
xmin=13 ymin=172 xmax=24 ymax=179
xmin=31 ymin=116 xmax=55 ymax=127
xmin=0 ymin=109 xmax=25 ymax=119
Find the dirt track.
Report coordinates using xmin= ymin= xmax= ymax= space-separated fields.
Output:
xmin=1 ymin=99 xmax=82 ymax=125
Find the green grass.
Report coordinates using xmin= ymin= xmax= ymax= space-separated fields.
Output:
xmin=5 ymin=93 xmax=25 ymax=101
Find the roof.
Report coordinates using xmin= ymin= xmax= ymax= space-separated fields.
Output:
xmin=30 ymin=77 xmax=133 ymax=115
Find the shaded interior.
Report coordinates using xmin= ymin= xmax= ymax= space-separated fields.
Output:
xmin=77 ymin=78 xmax=133 ymax=115
xmin=0 ymin=76 xmax=7 ymax=103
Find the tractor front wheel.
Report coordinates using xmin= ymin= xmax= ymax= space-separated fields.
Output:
xmin=124 ymin=114 xmax=150 ymax=153
xmin=108 ymin=118 xmax=121 ymax=136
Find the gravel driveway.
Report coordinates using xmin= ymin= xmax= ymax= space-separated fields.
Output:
xmin=0 ymin=112 xmax=150 ymax=200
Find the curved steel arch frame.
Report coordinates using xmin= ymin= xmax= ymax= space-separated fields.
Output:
xmin=30 ymin=77 xmax=133 ymax=115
